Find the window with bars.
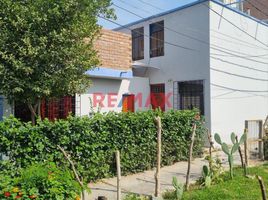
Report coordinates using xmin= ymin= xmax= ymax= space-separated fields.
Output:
xmin=132 ymin=27 xmax=144 ymax=61
xmin=150 ymin=21 xmax=164 ymax=58
xmin=178 ymin=80 xmax=204 ymax=115
xmin=41 ymin=96 xmax=75 ymax=121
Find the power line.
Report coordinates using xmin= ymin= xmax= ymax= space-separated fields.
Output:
xmin=211 ymin=45 xmax=268 ymax=64
xmin=203 ymin=3 xmax=268 ymax=48
xmin=211 ymin=56 xmax=268 ymax=73
xmin=211 ymin=67 xmax=268 ymax=81
xmin=116 ymin=0 xmax=155 ymax=15
xmin=211 ymin=52 xmax=268 ymax=59
xmin=211 ymin=83 xmax=268 ymax=93
xmin=98 ymin=15 xmax=196 ymax=52
xmin=112 ymin=3 xmax=268 ymax=63
xmin=212 ymin=91 xmax=236 ymax=98
xmin=136 ymin=0 xmax=165 ymax=12
xmin=211 ymin=29 xmax=268 ymax=51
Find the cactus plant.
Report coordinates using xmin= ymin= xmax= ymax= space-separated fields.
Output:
xmin=214 ymin=133 xmax=246 ymax=179
xmin=162 ymin=177 xmax=183 ymax=200
xmin=202 ymin=165 xmax=212 ymax=188
xmin=172 ymin=177 xmax=184 ymax=200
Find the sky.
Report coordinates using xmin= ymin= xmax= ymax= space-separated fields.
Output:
xmin=98 ymin=0 xmax=196 ymax=29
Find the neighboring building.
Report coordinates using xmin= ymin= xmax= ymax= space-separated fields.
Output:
xmin=242 ymin=0 xmax=268 ymax=21
xmin=115 ymin=0 xmax=268 ymax=142
xmin=77 ymin=29 xmax=150 ymax=115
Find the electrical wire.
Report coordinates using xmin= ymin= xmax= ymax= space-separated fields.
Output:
xmin=203 ymin=2 xmax=268 ymax=48
xmin=211 ymin=56 xmax=268 ymax=73
xmin=211 ymin=67 xmax=268 ymax=81
xmin=136 ymin=0 xmax=165 ymax=12
xmin=98 ymin=15 xmax=196 ymax=52
xmin=112 ymin=2 xmax=268 ymax=63
xmin=120 ymin=0 xmax=268 ymax=51
xmin=116 ymin=0 xmax=155 ymax=15
xmin=211 ymin=83 xmax=268 ymax=93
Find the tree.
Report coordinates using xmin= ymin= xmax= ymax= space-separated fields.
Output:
xmin=0 ymin=0 xmax=114 ymax=124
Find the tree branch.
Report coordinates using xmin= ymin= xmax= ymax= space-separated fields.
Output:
xmin=57 ymin=145 xmax=83 ymax=188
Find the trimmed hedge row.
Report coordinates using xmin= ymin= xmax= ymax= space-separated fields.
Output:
xmin=0 ymin=110 xmax=205 ymax=181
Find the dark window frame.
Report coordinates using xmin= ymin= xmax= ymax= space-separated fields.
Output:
xmin=132 ymin=27 xmax=144 ymax=61
xmin=150 ymin=21 xmax=164 ymax=58
xmin=178 ymin=80 xmax=204 ymax=115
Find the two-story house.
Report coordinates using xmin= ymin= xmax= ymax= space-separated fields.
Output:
xmin=114 ymin=0 xmax=268 ymax=142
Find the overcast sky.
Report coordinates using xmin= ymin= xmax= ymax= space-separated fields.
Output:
xmin=98 ymin=0 xmax=196 ymax=29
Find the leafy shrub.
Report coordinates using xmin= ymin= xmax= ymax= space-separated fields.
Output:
xmin=0 ymin=162 xmax=82 ymax=200
xmin=123 ymin=194 xmax=150 ymax=200
xmin=0 ymin=110 xmax=205 ymax=181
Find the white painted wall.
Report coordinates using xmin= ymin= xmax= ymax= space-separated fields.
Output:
xmin=77 ymin=77 xmax=150 ymax=116
xmin=209 ymin=1 xmax=268 ymax=142
xmin=118 ymin=2 xmax=211 ymax=127
xmin=3 ymin=98 xmax=13 ymax=117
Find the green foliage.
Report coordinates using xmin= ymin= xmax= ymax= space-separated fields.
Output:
xmin=183 ymin=166 xmax=268 ymax=200
xmin=162 ymin=177 xmax=184 ymax=200
xmin=0 ymin=0 xmax=114 ymax=120
xmin=123 ymin=194 xmax=150 ymax=200
xmin=214 ymin=133 xmax=245 ymax=179
xmin=0 ymin=162 xmax=82 ymax=200
xmin=198 ymin=156 xmax=224 ymax=189
xmin=205 ymin=156 xmax=223 ymax=184
xmin=0 ymin=110 xmax=205 ymax=182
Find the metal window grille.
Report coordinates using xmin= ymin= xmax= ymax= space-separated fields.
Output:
xmin=178 ymin=80 xmax=204 ymax=115
xmin=150 ymin=21 xmax=164 ymax=58
xmin=132 ymin=27 xmax=144 ymax=61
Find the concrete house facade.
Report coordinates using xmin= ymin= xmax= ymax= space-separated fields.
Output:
xmin=114 ymin=0 xmax=268 ymax=141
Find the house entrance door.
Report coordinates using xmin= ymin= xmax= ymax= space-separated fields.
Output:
xmin=150 ymin=84 xmax=165 ymax=111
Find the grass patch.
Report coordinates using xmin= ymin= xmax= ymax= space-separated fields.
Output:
xmin=182 ymin=165 xmax=268 ymax=200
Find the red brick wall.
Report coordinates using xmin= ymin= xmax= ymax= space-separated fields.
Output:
xmin=94 ymin=29 xmax=132 ymax=70
xmin=243 ymin=0 xmax=268 ymax=20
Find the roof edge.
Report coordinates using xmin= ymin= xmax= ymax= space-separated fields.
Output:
xmin=113 ymin=0 xmax=268 ymax=30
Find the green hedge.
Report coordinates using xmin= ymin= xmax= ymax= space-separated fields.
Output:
xmin=0 ymin=110 xmax=205 ymax=181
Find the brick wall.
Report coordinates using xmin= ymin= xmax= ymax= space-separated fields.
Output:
xmin=243 ymin=0 xmax=268 ymax=20
xmin=94 ymin=29 xmax=132 ymax=70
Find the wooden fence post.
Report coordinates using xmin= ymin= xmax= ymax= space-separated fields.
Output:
xmin=185 ymin=123 xmax=197 ymax=191
xmin=244 ymin=128 xmax=248 ymax=175
xmin=207 ymin=129 xmax=213 ymax=170
xmin=116 ymin=150 xmax=121 ymax=200
xmin=155 ymin=116 xmax=162 ymax=197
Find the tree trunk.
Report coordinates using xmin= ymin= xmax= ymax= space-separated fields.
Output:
xmin=37 ymin=99 xmax=41 ymax=118
xmin=28 ymin=102 xmax=38 ymax=125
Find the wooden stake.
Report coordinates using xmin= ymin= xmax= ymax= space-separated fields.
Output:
xmin=235 ymin=135 xmax=244 ymax=168
xmin=244 ymin=128 xmax=249 ymax=175
xmin=257 ymin=176 xmax=267 ymax=200
xmin=154 ymin=116 xmax=162 ymax=197
xmin=207 ymin=129 xmax=214 ymax=170
xmin=116 ymin=150 xmax=121 ymax=200
xmin=186 ymin=123 xmax=197 ymax=191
